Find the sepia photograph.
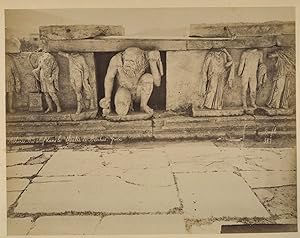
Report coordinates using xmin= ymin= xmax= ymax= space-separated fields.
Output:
xmin=3 ymin=5 xmax=298 ymax=236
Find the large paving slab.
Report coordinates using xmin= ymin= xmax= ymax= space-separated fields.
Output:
xmin=240 ymin=171 xmax=297 ymax=188
xmin=39 ymin=150 xmax=104 ymax=176
xmin=7 ymin=178 xmax=30 ymax=191
xmin=39 ymin=148 xmax=170 ymax=177
xmin=7 ymin=191 xmax=22 ymax=208
xmin=28 ymin=216 xmax=101 ymax=235
xmin=95 ymin=215 xmax=187 ymax=234
xmin=6 ymin=152 xmax=43 ymax=166
xmin=176 ymin=172 xmax=270 ymax=219
xmin=7 ymin=164 xmax=43 ymax=178
xmin=7 ymin=218 xmax=34 ymax=235
xmin=171 ymin=159 xmax=235 ymax=173
xmin=248 ymin=149 xmax=296 ymax=171
xmin=15 ymin=175 xmax=180 ymax=213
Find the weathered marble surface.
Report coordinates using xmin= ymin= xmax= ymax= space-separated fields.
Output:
xmin=190 ymin=21 xmax=295 ymax=37
xmin=166 ymin=48 xmax=296 ymax=112
xmin=45 ymin=35 xmax=295 ymax=52
xmin=40 ymin=25 xmax=124 ymax=40
xmin=8 ymin=52 xmax=98 ymax=116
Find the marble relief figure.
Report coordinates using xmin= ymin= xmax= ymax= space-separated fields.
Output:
xmin=32 ymin=49 xmax=62 ymax=113
xmin=238 ymin=48 xmax=265 ymax=110
xmin=266 ymin=48 xmax=295 ymax=109
xmin=199 ymin=48 xmax=234 ymax=110
xmin=58 ymin=52 xmax=95 ymax=114
xmin=99 ymin=47 xmax=164 ymax=116
xmin=6 ymin=54 xmax=21 ymax=113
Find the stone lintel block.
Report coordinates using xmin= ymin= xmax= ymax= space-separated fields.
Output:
xmin=190 ymin=21 xmax=295 ymax=37
xmin=187 ymin=35 xmax=295 ymax=50
xmin=39 ymin=25 xmax=125 ymax=40
xmin=46 ymin=38 xmax=187 ymax=52
xmin=45 ymin=35 xmax=295 ymax=52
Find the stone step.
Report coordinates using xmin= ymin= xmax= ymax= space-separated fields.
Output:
xmin=6 ymin=115 xmax=295 ymax=144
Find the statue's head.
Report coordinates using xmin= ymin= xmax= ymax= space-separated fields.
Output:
xmin=122 ymin=47 xmax=146 ymax=77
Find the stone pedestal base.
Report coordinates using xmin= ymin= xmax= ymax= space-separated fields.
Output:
xmin=192 ymin=106 xmax=244 ymax=117
xmin=104 ymin=112 xmax=153 ymax=122
xmin=28 ymin=93 xmax=43 ymax=112
xmin=255 ymin=107 xmax=295 ymax=116
xmin=6 ymin=109 xmax=98 ymax=122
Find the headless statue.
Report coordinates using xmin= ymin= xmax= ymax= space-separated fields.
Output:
xmin=200 ymin=48 xmax=234 ymax=110
xmin=33 ymin=50 xmax=61 ymax=113
xmin=59 ymin=52 xmax=95 ymax=114
xmin=6 ymin=54 xmax=21 ymax=113
xmin=238 ymin=49 xmax=264 ymax=110
xmin=266 ymin=49 xmax=295 ymax=109
xmin=100 ymin=47 xmax=164 ymax=116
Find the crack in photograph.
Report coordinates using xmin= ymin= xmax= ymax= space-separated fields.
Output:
xmin=4 ymin=6 xmax=297 ymax=235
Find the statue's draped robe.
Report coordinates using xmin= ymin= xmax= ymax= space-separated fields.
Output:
xmin=267 ymin=49 xmax=295 ymax=109
xmin=201 ymin=50 xmax=234 ymax=110
xmin=6 ymin=54 xmax=20 ymax=93
xmin=67 ymin=54 xmax=92 ymax=99
xmin=37 ymin=53 xmax=59 ymax=93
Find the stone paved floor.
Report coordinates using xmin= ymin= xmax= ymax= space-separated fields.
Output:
xmin=6 ymin=139 xmax=297 ymax=235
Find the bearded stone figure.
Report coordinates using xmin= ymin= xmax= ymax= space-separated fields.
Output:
xmin=99 ymin=47 xmax=164 ymax=116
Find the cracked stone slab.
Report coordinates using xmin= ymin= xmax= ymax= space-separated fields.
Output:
xmin=7 ymin=191 xmax=22 ymax=208
xmin=121 ymin=167 xmax=175 ymax=187
xmin=7 ymin=178 xmax=30 ymax=191
xmin=95 ymin=215 xmax=186 ymax=234
xmin=240 ymin=171 xmax=296 ymax=188
xmin=176 ymin=172 xmax=270 ymax=219
xmin=39 ymin=148 xmax=170 ymax=177
xmin=228 ymin=158 xmax=265 ymax=171
xmin=26 ymin=153 xmax=50 ymax=165
xmin=7 ymin=164 xmax=43 ymax=178
xmin=39 ymin=150 xmax=104 ymax=176
xmin=257 ymin=186 xmax=297 ymax=217
xmin=7 ymin=218 xmax=34 ymax=235
xmin=164 ymin=143 xmax=227 ymax=163
xmin=249 ymin=149 xmax=296 ymax=171
xmin=100 ymin=149 xmax=169 ymax=170
xmin=253 ymin=189 xmax=274 ymax=203
xmin=6 ymin=152 xmax=43 ymax=166
xmin=15 ymin=175 xmax=180 ymax=213
xmin=28 ymin=216 xmax=101 ymax=235
xmin=171 ymin=160 xmax=235 ymax=173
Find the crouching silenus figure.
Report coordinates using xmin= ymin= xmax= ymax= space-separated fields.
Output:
xmin=99 ymin=47 xmax=164 ymax=116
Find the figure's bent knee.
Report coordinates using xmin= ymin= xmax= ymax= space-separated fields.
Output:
xmin=140 ymin=73 xmax=154 ymax=84
xmin=115 ymin=87 xmax=132 ymax=116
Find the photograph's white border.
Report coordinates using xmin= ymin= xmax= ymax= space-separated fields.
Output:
xmin=0 ymin=0 xmax=299 ymax=237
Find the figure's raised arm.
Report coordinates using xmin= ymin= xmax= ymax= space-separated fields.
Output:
xmin=148 ymin=50 xmax=163 ymax=87
xmin=104 ymin=54 xmax=119 ymax=99
xmin=222 ymin=48 xmax=233 ymax=67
